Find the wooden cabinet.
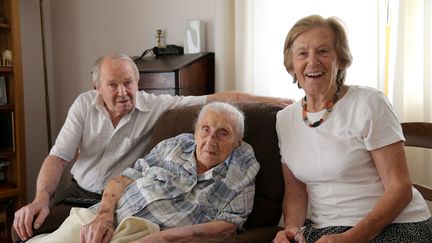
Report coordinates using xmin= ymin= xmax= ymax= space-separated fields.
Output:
xmin=0 ymin=0 xmax=25 ymax=241
xmin=136 ymin=52 xmax=215 ymax=95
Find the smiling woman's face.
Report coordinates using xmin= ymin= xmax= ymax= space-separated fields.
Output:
xmin=291 ymin=27 xmax=341 ymax=97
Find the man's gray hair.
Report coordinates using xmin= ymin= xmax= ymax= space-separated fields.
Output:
xmin=196 ymin=102 xmax=245 ymax=139
xmin=91 ymin=53 xmax=139 ymax=84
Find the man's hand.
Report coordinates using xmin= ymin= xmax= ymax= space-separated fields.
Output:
xmin=13 ymin=155 xmax=68 ymax=240
xmin=206 ymin=91 xmax=295 ymax=108
xmin=275 ymin=98 xmax=295 ymax=108
xmin=13 ymin=201 xmax=50 ymax=240
xmin=80 ymin=214 xmax=115 ymax=243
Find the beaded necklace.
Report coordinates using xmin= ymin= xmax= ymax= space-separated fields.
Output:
xmin=302 ymin=86 xmax=340 ymax=128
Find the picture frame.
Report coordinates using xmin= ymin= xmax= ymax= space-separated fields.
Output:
xmin=0 ymin=76 xmax=6 ymax=105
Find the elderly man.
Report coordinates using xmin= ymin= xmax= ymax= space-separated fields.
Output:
xmin=13 ymin=53 xmax=291 ymax=241
xmin=28 ymin=102 xmax=259 ymax=243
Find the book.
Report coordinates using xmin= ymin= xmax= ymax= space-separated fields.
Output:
xmin=0 ymin=112 xmax=13 ymax=148
xmin=0 ymin=160 xmax=9 ymax=182
xmin=0 ymin=76 xmax=6 ymax=105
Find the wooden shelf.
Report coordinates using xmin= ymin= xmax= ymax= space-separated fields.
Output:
xmin=0 ymin=67 xmax=13 ymax=73
xmin=0 ymin=149 xmax=14 ymax=157
xmin=0 ymin=185 xmax=19 ymax=198
xmin=0 ymin=104 xmax=14 ymax=110
xmin=0 ymin=22 xmax=10 ymax=29
xmin=0 ymin=1 xmax=26 ymax=240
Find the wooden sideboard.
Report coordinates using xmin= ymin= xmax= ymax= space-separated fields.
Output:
xmin=135 ymin=52 xmax=215 ymax=96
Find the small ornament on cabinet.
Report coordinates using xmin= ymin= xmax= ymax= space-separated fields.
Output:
xmin=1 ymin=50 xmax=12 ymax=67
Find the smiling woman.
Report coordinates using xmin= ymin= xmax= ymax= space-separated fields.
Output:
xmin=273 ymin=14 xmax=432 ymax=243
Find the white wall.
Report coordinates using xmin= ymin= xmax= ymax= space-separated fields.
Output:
xmin=20 ymin=0 xmax=217 ymax=200
xmin=20 ymin=0 xmax=49 ymax=200
xmin=45 ymin=0 xmax=216 ymax=139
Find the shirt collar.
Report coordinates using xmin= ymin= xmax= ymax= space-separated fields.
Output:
xmin=180 ymin=142 xmax=197 ymax=174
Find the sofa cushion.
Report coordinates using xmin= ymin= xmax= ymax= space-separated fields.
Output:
xmin=145 ymin=101 xmax=284 ymax=230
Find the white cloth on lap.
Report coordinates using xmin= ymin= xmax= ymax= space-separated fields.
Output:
xmin=28 ymin=207 xmax=160 ymax=243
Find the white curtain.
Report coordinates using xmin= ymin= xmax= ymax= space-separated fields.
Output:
xmin=214 ymin=0 xmax=255 ymax=93
xmin=214 ymin=0 xmax=235 ymax=92
xmin=385 ymin=0 xmax=432 ymax=192
xmin=386 ymin=0 xmax=432 ymax=122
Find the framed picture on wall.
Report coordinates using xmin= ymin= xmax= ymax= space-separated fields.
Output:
xmin=0 ymin=76 xmax=6 ymax=105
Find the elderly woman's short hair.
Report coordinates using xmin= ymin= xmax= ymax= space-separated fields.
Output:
xmin=91 ymin=53 xmax=139 ymax=84
xmin=283 ymin=15 xmax=353 ymax=87
xmin=195 ymin=102 xmax=245 ymax=140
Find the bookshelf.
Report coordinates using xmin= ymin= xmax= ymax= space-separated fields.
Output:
xmin=0 ymin=0 xmax=26 ymax=241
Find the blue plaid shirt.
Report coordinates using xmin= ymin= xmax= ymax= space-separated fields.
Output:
xmin=90 ymin=133 xmax=259 ymax=230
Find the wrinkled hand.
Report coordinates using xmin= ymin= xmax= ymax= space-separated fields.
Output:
xmin=273 ymin=227 xmax=305 ymax=243
xmin=130 ymin=231 xmax=167 ymax=243
xmin=272 ymin=98 xmax=295 ymax=108
xmin=316 ymin=233 xmax=348 ymax=243
xmin=280 ymin=98 xmax=296 ymax=107
xmin=80 ymin=215 xmax=114 ymax=243
xmin=13 ymin=201 xmax=50 ymax=240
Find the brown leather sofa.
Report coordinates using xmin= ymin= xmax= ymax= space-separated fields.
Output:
xmin=16 ymin=102 xmax=285 ymax=243
xmin=145 ymin=102 xmax=285 ymax=242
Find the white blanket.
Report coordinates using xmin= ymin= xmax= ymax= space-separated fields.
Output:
xmin=28 ymin=207 xmax=160 ymax=243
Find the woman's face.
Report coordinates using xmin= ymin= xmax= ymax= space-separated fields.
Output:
xmin=194 ymin=110 xmax=240 ymax=172
xmin=291 ymin=27 xmax=341 ymax=97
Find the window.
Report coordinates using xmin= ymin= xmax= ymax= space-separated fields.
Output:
xmin=251 ymin=0 xmax=378 ymax=100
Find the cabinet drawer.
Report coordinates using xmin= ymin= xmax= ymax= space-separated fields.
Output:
xmin=143 ymin=89 xmax=176 ymax=96
xmin=136 ymin=53 xmax=214 ymax=96
xmin=138 ymin=72 xmax=175 ymax=89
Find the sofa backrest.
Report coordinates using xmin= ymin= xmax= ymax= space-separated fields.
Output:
xmin=145 ymin=101 xmax=284 ymax=229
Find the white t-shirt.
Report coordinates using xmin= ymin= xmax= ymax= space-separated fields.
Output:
xmin=276 ymin=85 xmax=430 ymax=228
xmin=50 ymin=90 xmax=206 ymax=193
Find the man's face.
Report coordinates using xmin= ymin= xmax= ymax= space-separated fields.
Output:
xmin=95 ymin=58 xmax=138 ymax=119
xmin=194 ymin=110 xmax=241 ymax=172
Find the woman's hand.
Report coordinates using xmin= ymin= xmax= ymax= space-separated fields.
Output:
xmin=80 ymin=214 xmax=114 ymax=243
xmin=273 ymin=227 xmax=306 ymax=243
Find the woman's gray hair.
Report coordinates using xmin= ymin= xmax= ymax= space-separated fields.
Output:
xmin=283 ymin=15 xmax=353 ymax=88
xmin=91 ymin=53 xmax=139 ymax=84
xmin=195 ymin=102 xmax=245 ymax=140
